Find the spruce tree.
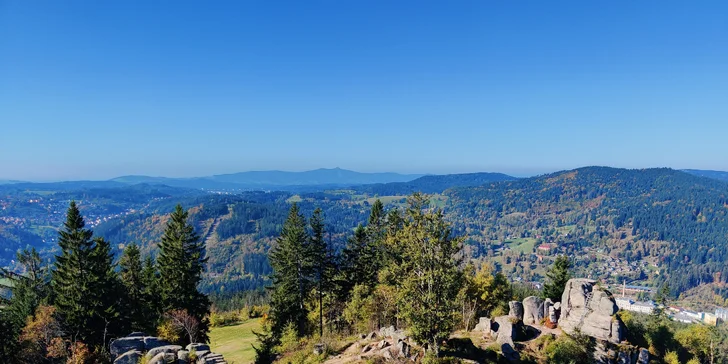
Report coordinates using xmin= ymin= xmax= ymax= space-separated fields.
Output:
xmin=543 ymin=255 xmax=572 ymax=302
xmin=119 ymin=243 xmax=156 ymax=333
xmin=308 ymin=208 xmax=335 ymax=338
xmin=268 ymin=203 xmax=312 ymax=337
xmin=157 ymin=204 xmax=210 ymax=343
xmin=141 ymin=255 xmax=162 ymax=324
xmin=51 ymin=201 xmax=121 ymax=349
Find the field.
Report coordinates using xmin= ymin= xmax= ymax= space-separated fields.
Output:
xmin=504 ymin=238 xmax=537 ymax=254
xmin=209 ymin=319 xmax=261 ymax=364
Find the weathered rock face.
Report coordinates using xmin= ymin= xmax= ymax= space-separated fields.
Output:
xmin=110 ymin=334 xmax=227 ymax=364
xmin=492 ymin=315 xmax=525 ymax=344
xmin=522 ymin=296 xmax=544 ymax=325
xmin=559 ymin=278 xmax=625 ymax=343
xmin=508 ymin=301 xmax=524 ymax=320
xmin=473 ymin=317 xmax=492 ymax=332
xmin=636 ymin=348 xmax=650 ymax=364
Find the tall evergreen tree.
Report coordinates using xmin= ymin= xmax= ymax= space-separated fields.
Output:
xmin=157 ymin=204 xmax=210 ymax=343
xmin=308 ymin=208 xmax=336 ymax=338
xmin=51 ymin=201 xmax=121 ymax=349
xmin=542 ymin=255 xmax=572 ymax=301
xmin=394 ymin=194 xmax=463 ymax=356
xmin=268 ymin=203 xmax=312 ymax=337
xmin=141 ymin=255 xmax=162 ymax=324
xmin=119 ymin=243 xmax=157 ymax=333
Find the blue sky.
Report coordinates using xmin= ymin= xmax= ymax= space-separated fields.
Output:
xmin=1 ymin=1 xmax=727 ymax=181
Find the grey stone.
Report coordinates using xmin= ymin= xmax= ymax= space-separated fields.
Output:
xmin=178 ymin=350 xmax=190 ymax=362
xmin=554 ymin=302 xmax=561 ymax=311
xmin=473 ymin=317 xmax=492 ymax=332
xmin=195 ymin=350 xmax=210 ymax=358
xmin=187 ymin=343 xmax=211 ymax=352
xmin=543 ymin=298 xmax=554 ymax=319
xmin=376 ymin=340 xmax=390 ymax=349
xmin=149 ymin=352 xmax=176 ymax=364
xmin=113 ymin=350 xmax=143 ymax=364
xmin=637 ymin=348 xmax=649 ymax=364
xmin=110 ymin=337 xmax=145 ymax=359
xmin=523 ymin=296 xmax=544 ymax=325
xmin=313 ymin=343 xmax=326 ymax=355
xmin=549 ymin=306 xmax=558 ymax=323
xmin=508 ymin=301 xmax=524 ymax=320
xmin=617 ymin=350 xmax=630 ymax=364
xmin=365 ymin=331 xmax=377 ymax=340
xmin=143 ymin=336 xmax=171 ymax=351
xmin=493 ymin=315 xmax=525 ymax=344
xmin=128 ymin=331 xmax=147 ymax=337
xmin=559 ymin=278 xmax=625 ymax=343
xmin=395 ymin=340 xmax=410 ymax=358
xmin=146 ymin=345 xmax=183 ymax=359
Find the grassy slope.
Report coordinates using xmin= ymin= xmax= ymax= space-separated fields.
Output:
xmin=209 ymin=319 xmax=261 ymax=364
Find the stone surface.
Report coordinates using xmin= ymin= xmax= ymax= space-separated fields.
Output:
xmin=395 ymin=340 xmax=410 ymax=358
xmin=128 ymin=331 xmax=147 ymax=337
xmin=543 ymin=298 xmax=554 ymax=320
xmin=110 ymin=337 xmax=144 ymax=359
xmin=522 ymin=296 xmax=544 ymax=325
xmin=113 ymin=350 xmax=143 ymax=364
xmin=378 ymin=325 xmax=405 ymax=340
xmin=143 ymin=337 xmax=171 ymax=351
xmin=508 ymin=301 xmax=524 ymax=320
xmin=146 ymin=345 xmax=183 ymax=359
xmin=178 ymin=350 xmax=190 ymax=362
xmin=187 ymin=343 xmax=211 ymax=352
xmin=365 ymin=331 xmax=377 ymax=340
xmin=376 ymin=340 xmax=390 ymax=350
xmin=473 ymin=317 xmax=492 ymax=332
xmin=549 ymin=306 xmax=558 ymax=324
xmin=313 ymin=343 xmax=326 ymax=355
xmin=617 ymin=350 xmax=630 ymax=364
xmin=148 ymin=352 xmax=175 ymax=364
xmin=493 ymin=315 xmax=525 ymax=344
xmin=559 ymin=278 xmax=625 ymax=343
xmin=637 ymin=348 xmax=649 ymax=364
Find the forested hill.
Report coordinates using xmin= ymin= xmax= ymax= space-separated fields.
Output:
xmin=353 ymin=172 xmax=516 ymax=195
xmin=444 ymin=167 xmax=728 ymax=294
xmin=683 ymin=169 xmax=728 ymax=182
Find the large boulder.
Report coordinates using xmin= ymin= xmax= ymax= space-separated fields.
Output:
xmin=473 ymin=317 xmax=492 ymax=332
xmin=146 ymin=345 xmax=183 ymax=359
xmin=113 ymin=350 xmax=143 ymax=364
xmin=543 ymin=298 xmax=554 ymax=319
xmin=110 ymin=337 xmax=144 ymax=359
xmin=522 ymin=296 xmax=544 ymax=325
xmin=559 ymin=279 xmax=625 ymax=343
xmin=143 ymin=336 xmax=171 ymax=351
xmin=508 ymin=301 xmax=524 ymax=320
xmin=148 ymin=352 xmax=176 ymax=364
xmin=493 ymin=315 xmax=525 ymax=344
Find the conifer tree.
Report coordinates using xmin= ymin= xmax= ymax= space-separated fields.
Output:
xmin=543 ymin=255 xmax=572 ymax=301
xmin=157 ymin=204 xmax=210 ymax=343
xmin=119 ymin=243 xmax=156 ymax=333
xmin=51 ymin=201 xmax=121 ymax=349
xmin=308 ymin=208 xmax=336 ymax=338
xmin=268 ymin=203 xmax=312 ymax=337
xmin=394 ymin=194 xmax=463 ymax=356
xmin=141 ymin=255 xmax=162 ymax=325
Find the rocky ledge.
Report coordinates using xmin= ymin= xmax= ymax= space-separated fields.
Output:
xmin=110 ymin=332 xmax=226 ymax=364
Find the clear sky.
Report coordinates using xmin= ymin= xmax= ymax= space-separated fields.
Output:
xmin=1 ymin=1 xmax=727 ymax=181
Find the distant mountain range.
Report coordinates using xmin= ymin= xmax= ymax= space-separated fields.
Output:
xmin=109 ymin=168 xmax=424 ymax=190
xmin=682 ymin=169 xmax=728 ymax=182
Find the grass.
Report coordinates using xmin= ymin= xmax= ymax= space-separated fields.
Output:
xmin=209 ymin=319 xmax=261 ymax=364
xmin=505 ymin=238 xmax=538 ymax=254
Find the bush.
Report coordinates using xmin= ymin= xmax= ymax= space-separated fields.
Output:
xmin=157 ymin=320 xmax=181 ymax=344
xmin=277 ymin=322 xmax=301 ymax=353
xmin=543 ymin=333 xmax=594 ymax=364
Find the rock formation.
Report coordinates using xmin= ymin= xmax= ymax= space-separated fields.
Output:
xmin=508 ymin=301 xmax=524 ymax=320
xmin=559 ymin=278 xmax=625 ymax=343
xmin=110 ymin=333 xmax=227 ymax=364
xmin=522 ymin=296 xmax=544 ymax=325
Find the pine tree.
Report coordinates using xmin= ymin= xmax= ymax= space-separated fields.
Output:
xmin=141 ymin=255 xmax=162 ymax=325
xmin=543 ymin=255 xmax=572 ymax=301
xmin=394 ymin=194 xmax=463 ymax=356
xmin=268 ymin=203 xmax=312 ymax=337
xmin=51 ymin=201 xmax=121 ymax=349
xmin=157 ymin=204 xmax=211 ymax=343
